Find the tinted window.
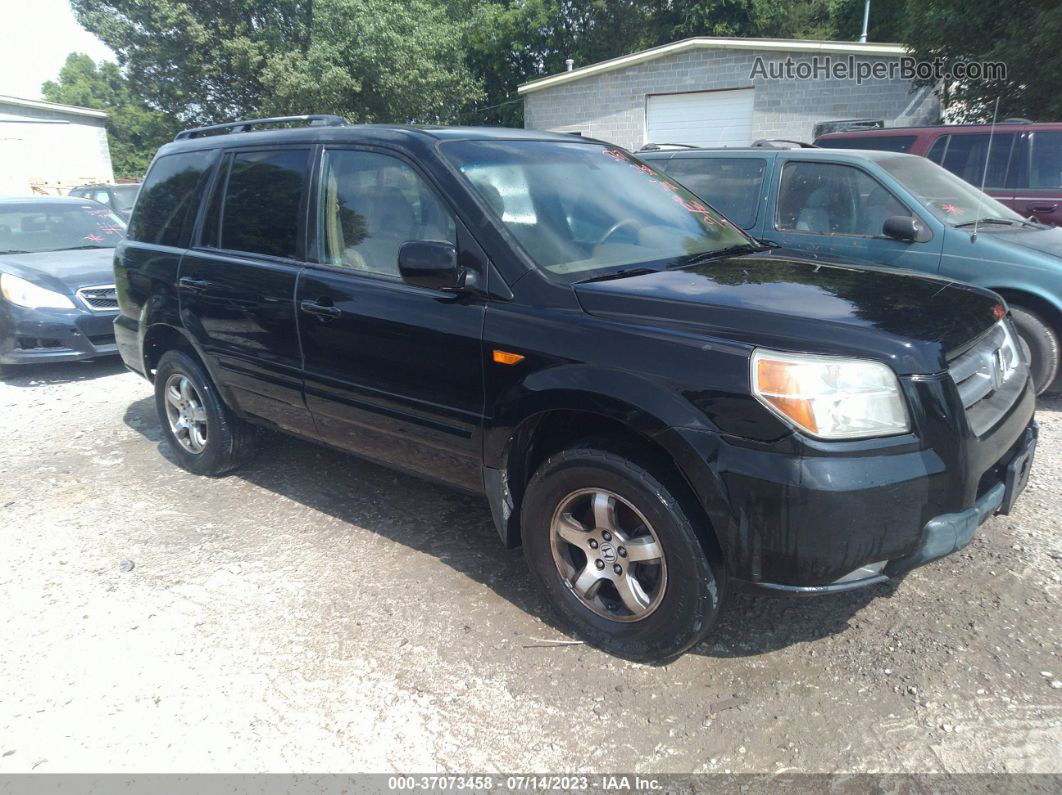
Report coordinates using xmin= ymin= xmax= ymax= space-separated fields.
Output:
xmin=926 ymin=136 xmax=948 ymax=164
xmin=128 ymin=150 xmax=217 ymax=247
xmin=777 ymin=162 xmax=910 ymax=237
xmin=319 ymin=149 xmax=456 ymax=278
xmin=663 ymin=158 xmax=766 ymax=228
xmin=1030 ymin=132 xmax=1062 ymax=188
xmin=936 ymin=133 xmax=1014 ymax=188
xmin=220 ymin=149 xmax=310 ymax=258
xmin=817 ymin=135 xmax=917 ymax=153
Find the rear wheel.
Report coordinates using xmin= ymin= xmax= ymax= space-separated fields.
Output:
xmin=521 ymin=444 xmax=724 ymax=662
xmin=154 ymin=350 xmax=256 ymax=475
xmin=1010 ymin=305 xmax=1059 ymax=395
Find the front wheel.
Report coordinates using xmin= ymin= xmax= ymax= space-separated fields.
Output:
xmin=521 ymin=444 xmax=724 ymax=662
xmin=1010 ymin=306 xmax=1059 ymax=395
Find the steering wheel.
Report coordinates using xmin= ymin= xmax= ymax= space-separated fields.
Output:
xmin=596 ymin=218 xmax=640 ymax=248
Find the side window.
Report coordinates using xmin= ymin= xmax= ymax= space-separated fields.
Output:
xmin=776 ymin=162 xmax=910 ymax=237
xmin=1029 ymin=132 xmax=1062 ymax=188
xmin=926 ymin=136 xmax=948 ymax=164
xmin=128 ymin=150 xmax=218 ymax=247
xmin=219 ymin=149 xmax=310 ymax=258
xmin=92 ymin=190 xmax=110 ymax=205
xmin=937 ymin=133 xmax=1014 ymax=187
xmin=817 ymin=135 xmax=917 ymax=153
xmin=664 ymin=157 xmax=766 ymax=228
xmin=319 ymin=149 xmax=456 ymax=277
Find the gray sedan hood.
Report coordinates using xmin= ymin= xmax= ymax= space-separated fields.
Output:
xmin=0 ymin=248 xmax=116 ymax=294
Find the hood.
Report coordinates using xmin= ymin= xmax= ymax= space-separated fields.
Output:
xmin=574 ymin=254 xmax=1002 ymax=375
xmin=0 ymin=248 xmax=117 ymax=294
xmin=973 ymin=223 xmax=1062 ymax=261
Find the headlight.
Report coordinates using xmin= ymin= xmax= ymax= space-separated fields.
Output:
xmin=751 ymin=349 xmax=910 ymax=439
xmin=0 ymin=273 xmax=76 ymax=310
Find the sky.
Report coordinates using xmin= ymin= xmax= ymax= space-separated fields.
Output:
xmin=0 ymin=0 xmax=114 ymax=100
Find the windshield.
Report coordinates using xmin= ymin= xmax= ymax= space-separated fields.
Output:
xmin=110 ymin=184 xmax=140 ymax=212
xmin=877 ymin=155 xmax=1026 ymax=227
xmin=441 ymin=140 xmax=752 ymax=281
xmin=0 ymin=202 xmax=126 ymax=254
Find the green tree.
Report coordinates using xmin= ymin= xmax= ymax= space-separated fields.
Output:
xmin=902 ymin=0 xmax=1062 ymax=122
xmin=41 ymin=52 xmax=175 ymax=179
xmin=71 ymin=0 xmax=483 ymax=126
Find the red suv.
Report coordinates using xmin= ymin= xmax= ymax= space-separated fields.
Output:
xmin=816 ymin=122 xmax=1062 ymax=226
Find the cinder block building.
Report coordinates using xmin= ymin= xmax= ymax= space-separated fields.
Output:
xmin=519 ymin=37 xmax=940 ymax=150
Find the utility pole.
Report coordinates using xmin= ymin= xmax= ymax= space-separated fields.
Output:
xmin=859 ymin=0 xmax=870 ymax=43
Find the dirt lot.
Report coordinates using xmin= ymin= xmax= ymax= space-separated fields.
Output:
xmin=0 ymin=358 xmax=1059 ymax=774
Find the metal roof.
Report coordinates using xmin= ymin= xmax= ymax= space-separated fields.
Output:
xmin=0 ymin=94 xmax=108 ymax=119
xmin=518 ymin=37 xmax=908 ymax=95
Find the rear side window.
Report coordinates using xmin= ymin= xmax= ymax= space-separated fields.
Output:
xmin=216 ymin=149 xmax=311 ymax=258
xmin=817 ymin=135 xmax=917 ymax=153
xmin=663 ymin=157 xmax=766 ymax=228
xmin=128 ymin=149 xmax=217 ymax=247
xmin=1030 ymin=132 xmax=1062 ymax=188
xmin=931 ymin=133 xmax=1014 ymax=188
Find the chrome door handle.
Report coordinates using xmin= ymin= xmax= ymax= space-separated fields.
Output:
xmin=299 ymin=299 xmax=341 ymax=320
xmin=179 ymin=277 xmax=212 ymax=292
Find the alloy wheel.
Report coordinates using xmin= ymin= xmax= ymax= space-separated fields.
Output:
xmin=164 ymin=374 xmax=208 ymax=454
xmin=549 ymin=488 xmax=667 ymax=622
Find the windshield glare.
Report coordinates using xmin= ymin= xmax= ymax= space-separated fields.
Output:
xmin=0 ymin=203 xmax=126 ymax=254
xmin=878 ymin=156 xmax=1026 ymax=227
xmin=442 ymin=140 xmax=751 ymax=281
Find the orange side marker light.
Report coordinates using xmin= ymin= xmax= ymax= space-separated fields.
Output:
xmin=493 ymin=349 xmax=525 ymax=366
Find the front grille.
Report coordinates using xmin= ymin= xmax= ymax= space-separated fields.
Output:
xmin=76 ymin=285 xmax=118 ymax=312
xmin=948 ymin=321 xmax=1026 ymax=436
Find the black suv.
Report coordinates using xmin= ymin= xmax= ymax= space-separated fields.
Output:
xmin=114 ymin=115 xmax=1038 ymax=661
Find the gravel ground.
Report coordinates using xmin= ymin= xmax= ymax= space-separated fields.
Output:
xmin=0 ymin=358 xmax=1059 ymax=774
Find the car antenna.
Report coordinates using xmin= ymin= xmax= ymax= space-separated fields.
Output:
xmin=972 ymin=96 xmax=1001 ymax=242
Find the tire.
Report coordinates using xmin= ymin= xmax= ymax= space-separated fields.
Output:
xmin=153 ymin=350 xmax=256 ymax=476
xmin=1010 ymin=306 xmax=1059 ymax=396
xmin=521 ymin=443 xmax=724 ymax=662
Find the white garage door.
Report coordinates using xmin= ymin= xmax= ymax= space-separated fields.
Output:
xmin=646 ymin=89 xmax=755 ymax=148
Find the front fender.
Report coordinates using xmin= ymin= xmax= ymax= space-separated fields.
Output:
xmin=483 ymin=365 xmax=738 ymax=556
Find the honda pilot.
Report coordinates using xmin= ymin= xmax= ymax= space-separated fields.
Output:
xmin=113 ymin=116 xmax=1038 ymax=661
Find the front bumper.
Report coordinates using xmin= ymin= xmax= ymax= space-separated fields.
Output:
xmin=0 ymin=303 xmax=119 ymax=364
xmin=676 ymin=374 xmax=1038 ymax=592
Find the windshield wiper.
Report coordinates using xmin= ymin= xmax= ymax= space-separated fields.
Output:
xmin=954 ymin=217 xmax=1028 ymax=229
xmin=680 ymin=243 xmax=772 ymax=267
xmin=52 ymin=244 xmax=110 ymax=250
xmin=0 ymin=249 xmax=30 ymax=255
xmin=576 ymin=267 xmax=659 ymax=284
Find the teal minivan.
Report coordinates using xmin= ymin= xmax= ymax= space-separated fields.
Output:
xmin=639 ymin=146 xmax=1062 ymax=394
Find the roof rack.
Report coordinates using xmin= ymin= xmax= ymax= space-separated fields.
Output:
xmin=174 ymin=114 xmax=348 ymax=141
xmin=751 ymin=139 xmax=819 ymax=149
xmin=638 ymin=142 xmax=701 ymax=151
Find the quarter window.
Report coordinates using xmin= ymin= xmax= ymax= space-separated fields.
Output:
xmin=218 ymin=149 xmax=310 ymax=258
xmin=777 ymin=162 xmax=910 ymax=237
xmin=664 ymin=157 xmax=766 ymax=228
xmin=128 ymin=149 xmax=218 ymax=247
xmin=319 ymin=149 xmax=456 ymax=277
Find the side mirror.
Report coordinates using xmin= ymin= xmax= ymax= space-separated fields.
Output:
xmin=882 ymin=215 xmax=924 ymax=243
xmin=398 ymin=241 xmax=464 ymax=291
